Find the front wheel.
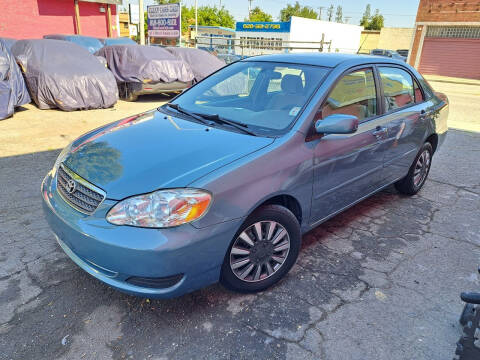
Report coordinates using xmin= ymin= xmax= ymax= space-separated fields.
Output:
xmin=395 ymin=142 xmax=433 ymax=195
xmin=220 ymin=205 xmax=301 ymax=293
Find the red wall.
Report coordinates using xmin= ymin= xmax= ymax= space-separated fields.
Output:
xmin=0 ymin=0 xmax=117 ymax=39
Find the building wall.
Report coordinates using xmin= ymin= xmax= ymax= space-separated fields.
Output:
xmin=119 ymin=12 xmax=130 ymax=38
xmin=234 ymin=31 xmax=290 ymax=56
xmin=378 ymin=27 xmax=415 ymax=50
xmin=359 ymin=30 xmax=380 ymax=53
xmin=289 ymin=16 xmax=362 ymax=53
xmin=415 ymin=0 xmax=480 ymax=22
xmin=0 ymin=0 xmax=117 ymax=39
xmin=409 ymin=0 xmax=480 ymax=68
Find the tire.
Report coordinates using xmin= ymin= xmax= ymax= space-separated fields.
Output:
xmin=120 ymin=83 xmax=138 ymax=102
xmin=394 ymin=142 xmax=433 ymax=195
xmin=220 ymin=204 xmax=301 ymax=293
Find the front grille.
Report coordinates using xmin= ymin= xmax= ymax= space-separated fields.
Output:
xmin=56 ymin=164 xmax=106 ymax=214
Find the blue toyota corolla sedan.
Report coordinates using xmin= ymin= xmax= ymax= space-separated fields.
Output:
xmin=42 ymin=53 xmax=448 ymax=298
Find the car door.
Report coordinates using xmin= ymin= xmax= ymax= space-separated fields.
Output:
xmin=375 ymin=66 xmax=428 ymax=185
xmin=309 ymin=66 xmax=390 ymax=225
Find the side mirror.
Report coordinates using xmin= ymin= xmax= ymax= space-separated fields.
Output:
xmin=315 ymin=114 xmax=359 ymax=135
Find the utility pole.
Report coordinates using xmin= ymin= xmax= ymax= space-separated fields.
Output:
xmin=248 ymin=0 xmax=254 ymax=20
xmin=195 ymin=0 xmax=198 ymax=47
xmin=318 ymin=6 xmax=324 ymax=21
xmin=139 ymin=0 xmax=145 ymax=45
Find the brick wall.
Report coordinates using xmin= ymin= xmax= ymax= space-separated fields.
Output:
xmin=416 ymin=0 xmax=480 ymax=22
xmin=409 ymin=0 xmax=480 ymax=67
xmin=0 ymin=0 xmax=117 ymax=39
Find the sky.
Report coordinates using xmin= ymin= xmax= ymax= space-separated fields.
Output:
xmin=124 ymin=0 xmax=421 ymax=28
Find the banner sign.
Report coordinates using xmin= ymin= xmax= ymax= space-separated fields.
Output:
xmin=235 ymin=22 xmax=291 ymax=33
xmin=147 ymin=3 xmax=181 ymax=38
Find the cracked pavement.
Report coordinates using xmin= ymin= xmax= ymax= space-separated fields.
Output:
xmin=1 ymin=82 xmax=479 ymax=359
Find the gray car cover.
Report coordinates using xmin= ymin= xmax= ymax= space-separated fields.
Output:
xmin=12 ymin=39 xmax=118 ymax=111
xmin=0 ymin=39 xmax=31 ymax=120
xmin=96 ymin=45 xmax=194 ymax=84
xmin=0 ymin=38 xmax=17 ymax=51
xmin=166 ymin=47 xmax=225 ymax=82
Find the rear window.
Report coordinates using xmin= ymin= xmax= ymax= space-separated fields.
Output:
xmin=378 ymin=67 xmax=415 ymax=111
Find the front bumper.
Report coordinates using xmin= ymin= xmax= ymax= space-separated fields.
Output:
xmin=41 ymin=170 xmax=242 ymax=298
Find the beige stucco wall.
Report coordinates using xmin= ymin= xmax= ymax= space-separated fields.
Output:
xmin=378 ymin=27 xmax=415 ymax=50
xmin=359 ymin=31 xmax=380 ymax=53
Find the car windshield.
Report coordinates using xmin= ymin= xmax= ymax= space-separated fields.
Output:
xmin=165 ymin=61 xmax=329 ymax=136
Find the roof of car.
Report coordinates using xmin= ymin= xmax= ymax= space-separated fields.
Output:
xmin=243 ymin=52 xmax=406 ymax=68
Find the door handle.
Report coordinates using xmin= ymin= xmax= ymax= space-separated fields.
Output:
xmin=372 ymin=127 xmax=387 ymax=140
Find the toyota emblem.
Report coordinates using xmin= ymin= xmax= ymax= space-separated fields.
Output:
xmin=65 ymin=179 xmax=76 ymax=194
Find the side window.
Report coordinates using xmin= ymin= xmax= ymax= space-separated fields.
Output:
xmin=319 ymin=68 xmax=377 ymax=122
xmin=378 ymin=67 xmax=415 ymax=111
xmin=414 ymin=80 xmax=424 ymax=103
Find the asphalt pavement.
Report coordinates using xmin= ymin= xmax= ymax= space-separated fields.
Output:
xmin=0 ymin=81 xmax=479 ymax=360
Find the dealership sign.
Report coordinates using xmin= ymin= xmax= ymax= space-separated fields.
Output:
xmin=147 ymin=3 xmax=181 ymax=38
xmin=235 ymin=22 xmax=291 ymax=33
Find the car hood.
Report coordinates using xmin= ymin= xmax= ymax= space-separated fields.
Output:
xmin=63 ymin=109 xmax=274 ymax=200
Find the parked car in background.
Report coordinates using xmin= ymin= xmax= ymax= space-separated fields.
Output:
xmin=96 ymin=44 xmax=194 ymax=101
xmin=12 ymin=39 xmax=117 ymax=111
xmin=165 ymin=47 xmax=225 ymax=82
xmin=0 ymin=37 xmax=17 ymax=51
xmin=43 ymin=34 xmax=104 ymax=54
xmin=396 ymin=49 xmax=409 ymax=58
xmin=0 ymin=38 xmax=30 ymax=119
xmin=98 ymin=37 xmax=136 ymax=46
xmin=42 ymin=53 xmax=448 ymax=298
xmin=370 ymin=49 xmax=407 ymax=62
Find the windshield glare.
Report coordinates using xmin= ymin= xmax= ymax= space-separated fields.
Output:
xmin=169 ymin=61 xmax=329 ymax=135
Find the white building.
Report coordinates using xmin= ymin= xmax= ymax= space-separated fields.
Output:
xmin=235 ymin=16 xmax=363 ymax=56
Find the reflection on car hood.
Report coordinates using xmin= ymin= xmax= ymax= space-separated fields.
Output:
xmin=64 ymin=109 xmax=274 ymax=199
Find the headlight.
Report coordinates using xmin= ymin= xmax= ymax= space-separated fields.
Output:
xmin=106 ymin=189 xmax=212 ymax=228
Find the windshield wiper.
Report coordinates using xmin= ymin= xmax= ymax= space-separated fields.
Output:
xmin=165 ymin=103 xmax=209 ymax=125
xmin=194 ymin=113 xmax=257 ymax=136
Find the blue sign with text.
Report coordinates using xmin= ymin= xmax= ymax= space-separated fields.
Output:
xmin=235 ymin=22 xmax=291 ymax=33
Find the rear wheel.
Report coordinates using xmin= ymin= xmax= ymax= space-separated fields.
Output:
xmin=220 ymin=205 xmax=301 ymax=293
xmin=395 ymin=142 xmax=433 ymax=195
xmin=120 ymin=83 xmax=138 ymax=102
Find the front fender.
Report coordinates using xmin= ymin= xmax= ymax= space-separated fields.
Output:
xmin=189 ymin=132 xmax=314 ymax=230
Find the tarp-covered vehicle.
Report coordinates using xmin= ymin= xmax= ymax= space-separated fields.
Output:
xmin=43 ymin=34 xmax=104 ymax=54
xmin=98 ymin=37 xmax=136 ymax=46
xmin=165 ymin=47 xmax=225 ymax=82
xmin=0 ymin=38 xmax=17 ymax=51
xmin=0 ymin=39 xmax=31 ymax=120
xmin=12 ymin=39 xmax=118 ymax=111
xmin=96 ymin=44 xmax=194 ymax=101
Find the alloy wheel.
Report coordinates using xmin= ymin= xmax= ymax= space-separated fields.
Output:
xmin=413 ymin=149 xmax=431 ymax=187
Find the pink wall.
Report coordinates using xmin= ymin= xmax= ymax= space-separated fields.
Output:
xmin=0 ymin=0 xmax=117 ymax=39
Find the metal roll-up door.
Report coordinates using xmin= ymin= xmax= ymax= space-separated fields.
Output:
xmin=419 ymin=26 xmax=480 ymax=79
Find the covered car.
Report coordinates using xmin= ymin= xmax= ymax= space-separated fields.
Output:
xmin=165 ymin=47 xmax=225 ymax=82
xmin=96 ymin=45 xmax=194 ymax=101
xmin=43 ymin=34 xmax=104 ymax=54
xmin=98 ymin=37 xmax=136 ymax=46
xmin=0 ymin=39 xmax=31 ymax=120
xmin=12 ymin=39 xmax=118 ymax=111
xmin=0 ymin=38 xmax=17 ymax=51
